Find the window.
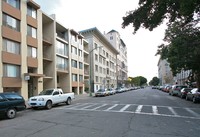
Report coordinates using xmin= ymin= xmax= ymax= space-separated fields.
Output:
xmin=3 ymin=13 xmax=20 ymax=31
xmin=79 ymin=62 xmax=83 ymax=69
xmin=3 ymin=64 xmax=20 ymax=77
xmin=71 ymin=46 xmax=77 ymax=55
xmin=95 ymin=54 xmax=98 ymax=61
xmin=99 ymin=67 xmax=102 ymax=73
xmin=3 ymin=39 xmax=20 ymax=54
xmin=79 ymin=75 xmax=83 ymax=82
xmin=4 ymin=94 xmax=23 ymax=100
xmin=27 ymin=25 xmax=36 ymax=38
xmin=72 ymin=74 xmax=77 ymax=81
xmin=56 ymin=56 xmax=68 ymax=70
xmin=94 ymin=43 xmax=97 ymax=49
xmin=27 ymin=5 xmax=36 ymax=19
xmin=107 ymin=61 xmax=109 ymax=67
xmin=96 ymin=76 xmax=99 ymax=82
xmin=95 ymin=65 xmax=98 ymax=72
xmin=56 ymin=40 xmax=68 ymax=56
xmin=99 ymin=56 xmax=102 ymax=63
xmin=28 ymin=46 xmax=37 ymax=58
xmin=3 ymin=0 xmax=20 ymax=9
xmin=110 ymin=36 xmax=113 ymax=40
xmin=78 ymin=38 xmax=82 ymax=45
xmin=107 ymin=68 xmax=109 ymax=75
xmin=72 ymin=60 xmax=77 ymax=68
xmin=78 ymin=49 xmax=82 ymax=57
xmin=71 ymin=34 xmax=77 ymax=42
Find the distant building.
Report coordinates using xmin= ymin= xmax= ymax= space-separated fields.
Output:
xmin=80 ymin=27 xmax=119 ymax=92
xmin=105 ymin=30 xmax=128 ymax=87
xmin=157 ymin=58 xmax=173 ymax=85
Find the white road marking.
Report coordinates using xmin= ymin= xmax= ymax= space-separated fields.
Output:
xmin=119 ymin=104 xmax=130 ymax=112
xmin=152 ymin=106 xmax=158 ymax=114
xmin=105 ymin=104 xmax=118 ymax=111
xmin=91 ymin=104 xmax=107 ymax=110
xmin=135 ymin=105 xmax=143 ymax=113
xmin=81 ymin=103 xmax=97 ymax=109
xmin=185 ymin=108 xmax=200 ymax=117
xmin=168 ymin=107 xmax=178 ymax=116
xmin=59 ymin=103 xmax=200 ymax=120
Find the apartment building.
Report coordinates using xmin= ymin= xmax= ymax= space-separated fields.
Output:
xmin=157 ymin=58 xmax=173 ymax=85
xmin=80 ymin=27 xmax=119 ymax=92
xmin=105 ymin=30 xmax=128 ymax=87
xmin=0 ymin=0 xmax=89 ymax=100
xmin=0 ymin=0 xmax=43 ymax=100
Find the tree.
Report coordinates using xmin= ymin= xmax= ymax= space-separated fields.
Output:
xmin=122 ymin=0 xmax=200 ymax=34
xmin=122 ymin=1 xmax=200 ymax=88
xmin=156 ymin=21 xmax=200 ymax=88
xmin=149 ymin=77 xmax=160 ymax=86
xmin=130 ymin=76 xmax=147 ymax=86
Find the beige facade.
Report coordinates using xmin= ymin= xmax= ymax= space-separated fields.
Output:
xmin=80 ymin=27 xmax=119 ymax=92
xmin=157 ymin=58 xmax=173 ymax=85
xmin=0 ymin=0 xmax=43 ymax=100
xmin=105 ymin=30 xmax=128 ymax=87
xmin=0 ymin=0 xmax=89 ymax=100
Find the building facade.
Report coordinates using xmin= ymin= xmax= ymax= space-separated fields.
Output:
xmin=0 ymin=0 xmax=89 ymax=100
xmin=80 ymin=27 xmax=119 ymax=92
xmin=157 ymin=58 xmax=173 ymax=85
xmin=105 ymin=30 xmax=128 ymax=87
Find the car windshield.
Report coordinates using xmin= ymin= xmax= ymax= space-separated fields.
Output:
xmin=39 ymin=89 xmax=54 ymax=95
xmin=97 ymin=89 xmax=105 ymax=92
xmin=184 ymin=88 xmax=192 ymax=92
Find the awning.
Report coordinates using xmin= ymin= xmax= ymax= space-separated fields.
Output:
xmin=24 ymin=73 xmax=45 ymax=78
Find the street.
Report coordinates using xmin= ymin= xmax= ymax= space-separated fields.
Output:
xmin=1 ymin=87 xmax=200 ymax=137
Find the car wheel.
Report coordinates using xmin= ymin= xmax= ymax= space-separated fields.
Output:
xmin=32 ymin=107 xmax=38 ymax=110
xmin=192 ymin=97 xmax=197 ymax=103
xmin=6 ymin=108 xmax=16 ymax=119
xmin=46 ymin=100 xmax=52 ymax=109
xmin=186 ymin=96 xmax=189 ymax=101
xmin=180 ymin=94 xmax=183 ymax=99
xmin=66 ymin=98 xmax=71 ymax=105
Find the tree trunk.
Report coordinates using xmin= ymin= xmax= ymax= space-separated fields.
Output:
xmin=195 ymin=72 xmax=200 ymax=89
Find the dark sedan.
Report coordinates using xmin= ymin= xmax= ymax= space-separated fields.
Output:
xmin=0 ymin=92 xmax=26 ymax=119
xmin=186 ymin=88 xmax=200 ymax=103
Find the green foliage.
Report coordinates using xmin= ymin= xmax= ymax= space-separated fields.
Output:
xmin=149 ymin=77 xmax=160 ymax=86
xmin=122 ymin=0 xmax=200 ymax=33
xmin=129 ymin=76 xmax=147 ymax=86
xmin=157 ymin=21 xmax=200 ymax=87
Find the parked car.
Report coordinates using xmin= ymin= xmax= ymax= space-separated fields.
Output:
xmin=95 ymin=89 xmax=108 ymax=97
xmin=115 ymin=87 xmax=123 ymax=93
xmin=107 ymin=88 xmax=116 ymax=95
xmin=0 ymin=92 xmax=26 ymax=119
xmin=169 ymin=85 xmax=188 ymax=96
xmin=28 ymin=88 xmax=74 ymax=109
xmin=186 ymin=88 xmax=200 ymax=103
xmin=180 ymin=88 xmax=193 ymax=98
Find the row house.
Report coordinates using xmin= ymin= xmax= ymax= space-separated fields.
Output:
xmin=80 ymin=27 xmax=119 ymax=92
xmin=0 ymin=0 xmax=89 ymax=100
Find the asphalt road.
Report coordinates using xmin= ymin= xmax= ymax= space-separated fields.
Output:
xmin=1 ymin=87 xmax=200 ymax=137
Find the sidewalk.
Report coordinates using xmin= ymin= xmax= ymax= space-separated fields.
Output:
xmin=74 ymin=93 xmax=94 ymax=101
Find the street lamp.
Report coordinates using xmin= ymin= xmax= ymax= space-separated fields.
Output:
xmin=89 ymin=46 xmax=103 ymax=96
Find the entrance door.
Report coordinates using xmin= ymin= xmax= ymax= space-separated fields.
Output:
xmin=28 ymin=77 xmax=34 ymax=98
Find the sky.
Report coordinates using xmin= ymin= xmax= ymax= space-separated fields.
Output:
xmin=34 ymin=0 xmax=167 ymax=82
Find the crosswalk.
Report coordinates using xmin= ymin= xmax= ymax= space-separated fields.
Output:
xmin=57 ymin=103 xmax=200 ymax=120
